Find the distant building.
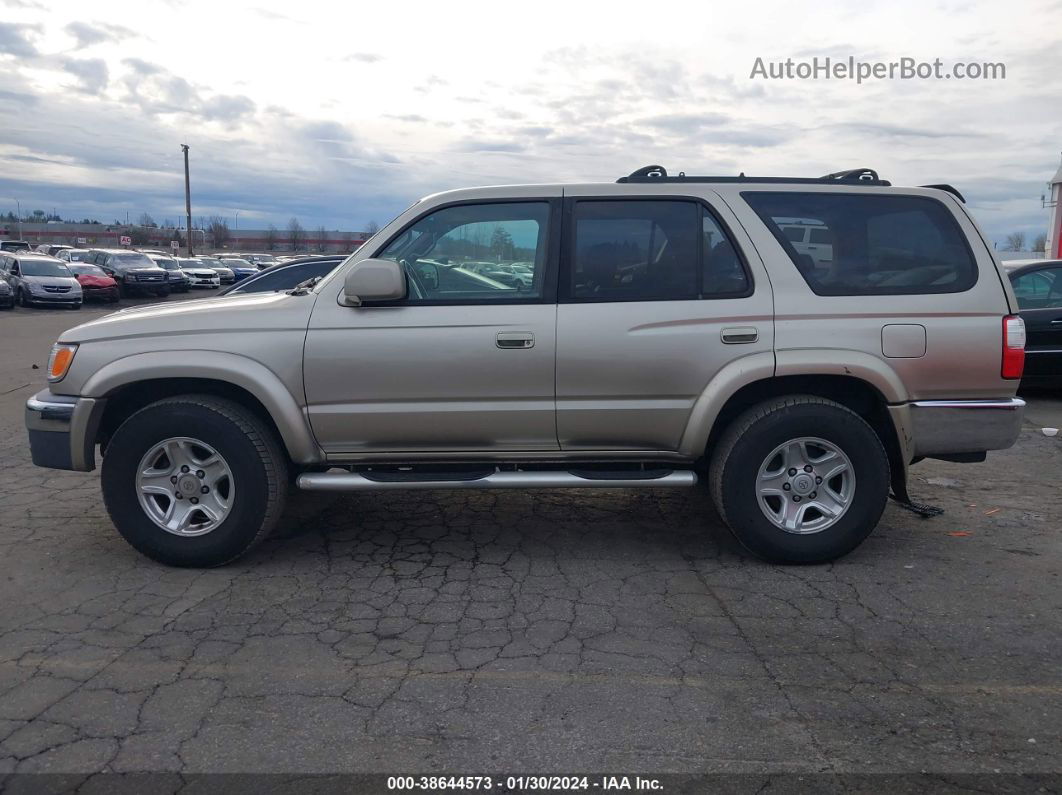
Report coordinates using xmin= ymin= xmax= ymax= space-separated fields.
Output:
xmin=0 ymin=221 xmax=368 ymax=253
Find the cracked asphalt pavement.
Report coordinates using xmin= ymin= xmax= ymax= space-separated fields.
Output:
xmin=0 ymin=295 xmax=1059 ymax=778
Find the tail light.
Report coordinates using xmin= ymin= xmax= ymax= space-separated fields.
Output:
xmin=1002 ymin=315 xmax=1025 ymax=379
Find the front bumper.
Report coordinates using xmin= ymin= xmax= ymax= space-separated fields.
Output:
xmin=26 ymin=292 xmax=81 ymax=305
xmin=892 ymin=398 xmax=1025 ymax=460
xmin=83 ymin=285 xmax=119 ymax=301
xmin=25 ymin=390 xmax=103 ymax=471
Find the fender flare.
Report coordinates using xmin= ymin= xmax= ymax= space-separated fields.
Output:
xmin=678 ymin=349 xmax=910 ymax=459
xmin=678 ymin=351 xmax=775 ymax=457
xmin=81 ymin=351 xmax=322 ymax=463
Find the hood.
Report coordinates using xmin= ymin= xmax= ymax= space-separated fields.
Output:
xmin=76 ymin=274 xmax=117 ymax=287
xmin=58 ymin=291 xmax=317 ymax=345
xmin=23 ymin=274 xmax=81 ymax=287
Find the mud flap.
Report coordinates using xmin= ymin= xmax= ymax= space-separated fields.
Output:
xmin=889 ymin=470 xmax=944 ymax=518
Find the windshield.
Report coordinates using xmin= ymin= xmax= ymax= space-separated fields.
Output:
xmin=151 ymin=258 xmax=180 ymax=270
xmin=67 ymin=263 xmax=107 ymax=277
xmin=66 ymin=250 xmax=92 ymax=261
xmin=20 ymin=259 xmax=73 ymax=277
xmin=112 ymin=253 xmax=155 ymax=267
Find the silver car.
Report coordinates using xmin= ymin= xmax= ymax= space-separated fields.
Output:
xmin=0 ymin=252 xmax=82 ymax=309
xmin=24 ymin=166 xmax=1025 ymax=567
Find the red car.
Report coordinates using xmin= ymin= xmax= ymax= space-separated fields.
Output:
xmin=66 ymin=262 xmax=120 ymax=302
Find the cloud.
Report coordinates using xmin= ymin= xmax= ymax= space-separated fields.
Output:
xmin=64 ymin=21 xmax=135 ymax=49
xmin=343 ymin=53 xmax=383 ymax=63
xmin=200 ymin=94 xmax=256 ymax=122
xmin=118 ymin=59 xmax=254 ymax=125
xmin=62 ymin=57 xmax=109 ymax=93
xmin=0 ymin=22 xmax=40 ymax=57
xmin=640 ymin=112 xmax=731 ymax=134
xmin=385 ymin=114 xmax=428 ymax=123
xmin=452 ymin=139 xmax=526 ymax=153
xmin=831 ymin=122 xmax=982 ymax=140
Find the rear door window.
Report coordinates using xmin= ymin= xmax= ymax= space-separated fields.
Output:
xmin=565 ymin=200 xmax=750 ymax=301
xmin=742 ymin=192 xmax=977 ymax=295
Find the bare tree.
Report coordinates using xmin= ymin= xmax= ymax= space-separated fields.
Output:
xmin=314 ymin=226 xmax=329 ymax=253
xmin=265 ymin=224 xmax=278 ymax=251
xmin=340 ymin=230 xmax=354 ymax=252
xmin=1032 ymin=232 xmax=1048 ymax=253
xmin=207 ymin=215 xmax=231 ymax=249
xmin=366 ymin=220 xmax=380 ymax=236
xmin=137 ymin=213 xmax=156 ymax=227
xmin=1003 ymin=231 xmax=1027 ymax=252
xmin=287 ymin=217 xmax=305 ymax=251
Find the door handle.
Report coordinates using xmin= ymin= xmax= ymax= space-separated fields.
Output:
xmin=496 ymin=331 xmax=534 ymax=349
xmin=1050 ymin=318 xmax=1062 ymax=324
xmin=721 ymin=326 xmax=758 ymax=344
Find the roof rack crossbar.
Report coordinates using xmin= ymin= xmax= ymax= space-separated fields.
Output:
xmin=616 ymin=165 xmax=891 ymax=187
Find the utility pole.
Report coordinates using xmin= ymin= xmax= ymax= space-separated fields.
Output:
xmin=15 ymin=199 xmax=22 ymax=239
xmin=181 ymin=144 xmax=193 ymax=256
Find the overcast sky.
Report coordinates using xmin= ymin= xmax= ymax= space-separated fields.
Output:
xmin=0 ymin=0 xmax=1060 ymax=245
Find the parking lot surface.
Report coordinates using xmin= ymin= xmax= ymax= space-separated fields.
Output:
xmin=0 ymin=295 xmax=1059 ymax=778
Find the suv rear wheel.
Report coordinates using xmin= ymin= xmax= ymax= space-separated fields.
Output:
xmin=101 ymin=395 xmax=287 ymax=567
xmin=709 ymin=396 xmax=889 ymax=564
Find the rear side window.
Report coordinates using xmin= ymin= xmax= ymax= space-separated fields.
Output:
xmin=567 ymin=200 xmax=750 ymax=301
xmin=743 ymin=192 xmax=977 ymax=295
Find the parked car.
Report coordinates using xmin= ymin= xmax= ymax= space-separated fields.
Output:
xmin=175 ymin=258 xmax=221 ymax=288
xmin=64 ymin=262 xmax=120 ymax=302
xmin=146 ymin=254 xmax=192 ymax=293
xmin=36 ymin=244 xmax=74 ymax=257
xmin=0 ymin=240 xmax=32 ymax=252
xmin=197 ymin=256 xmax=249 ymax=282
xmin=86 ymin=249 xmax=169 ymax=297
xmin=57 ymin=249 xmax=95 ymax=263
xmin=24 ymin=166 xmax=1025 ymax=567
xmin=0 ymin=278 xmax=13 ymax=309
xmin=220 ymin=256 xmax=345 ymax=295
xmin=0 ymin=252 xmax=82 ymax=308
xmin=1005 ymin=259 xmax=1062 ymax=388
xmin=239 ymin=253 xmax=280 ymax=269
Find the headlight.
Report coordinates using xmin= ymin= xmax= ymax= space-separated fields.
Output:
xmin=47 ymin=343 xmax=78 ymax=382
xmin=28 ymin=282 xmax=47 ymax=294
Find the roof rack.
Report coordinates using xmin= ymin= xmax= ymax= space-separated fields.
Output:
xmin=616 ymin=165 xmax=892 ymax=187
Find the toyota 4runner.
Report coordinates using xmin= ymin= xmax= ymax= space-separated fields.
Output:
xmin=25 ymin=166 xmax=1026 ymax=567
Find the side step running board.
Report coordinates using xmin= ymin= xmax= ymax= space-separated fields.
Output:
xmin=297 ymin=469 xmax=698 ymax=492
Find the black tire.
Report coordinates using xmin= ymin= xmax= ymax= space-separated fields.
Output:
xmin=69 ymin=302 xmax=81 ymax=310
xmin=101 ymin=395 xmax=288 ymax=567
xmin=18 ymin=288 xmax=30 ymax=308
xmin=708 ymin=395 xmax=890 ymax=564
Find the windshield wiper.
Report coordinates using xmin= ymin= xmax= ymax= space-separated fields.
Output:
xmin=287 ymin=276 xmax=322 ymax=295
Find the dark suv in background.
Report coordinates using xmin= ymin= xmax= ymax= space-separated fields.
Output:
xmin=87 ymin=249 xmax=169 ymax=297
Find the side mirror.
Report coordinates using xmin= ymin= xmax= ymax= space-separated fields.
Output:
xmin=341 ymin=258 xmax=406 ymax=307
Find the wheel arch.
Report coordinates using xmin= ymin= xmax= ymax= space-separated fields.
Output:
xmin=85 ymin=352 xmax=322 ymax=464
xmin=689 ymin=372 xmax=909 ymax=496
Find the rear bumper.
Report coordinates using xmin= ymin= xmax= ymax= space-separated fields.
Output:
xmin=894 ymin=398 xmax=1025 ymax=459
xmin=25 ymin=390 xmax=103 ymax=471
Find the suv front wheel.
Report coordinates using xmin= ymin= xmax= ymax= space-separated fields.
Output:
xmin=709 ymin=396 xmax=890 ymax=564
xmin=101 ymin=395 xmax=288 ymax=567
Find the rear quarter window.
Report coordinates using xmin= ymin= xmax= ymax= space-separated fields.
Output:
xmin=742 ymin=192 xmax=978 ymax=296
